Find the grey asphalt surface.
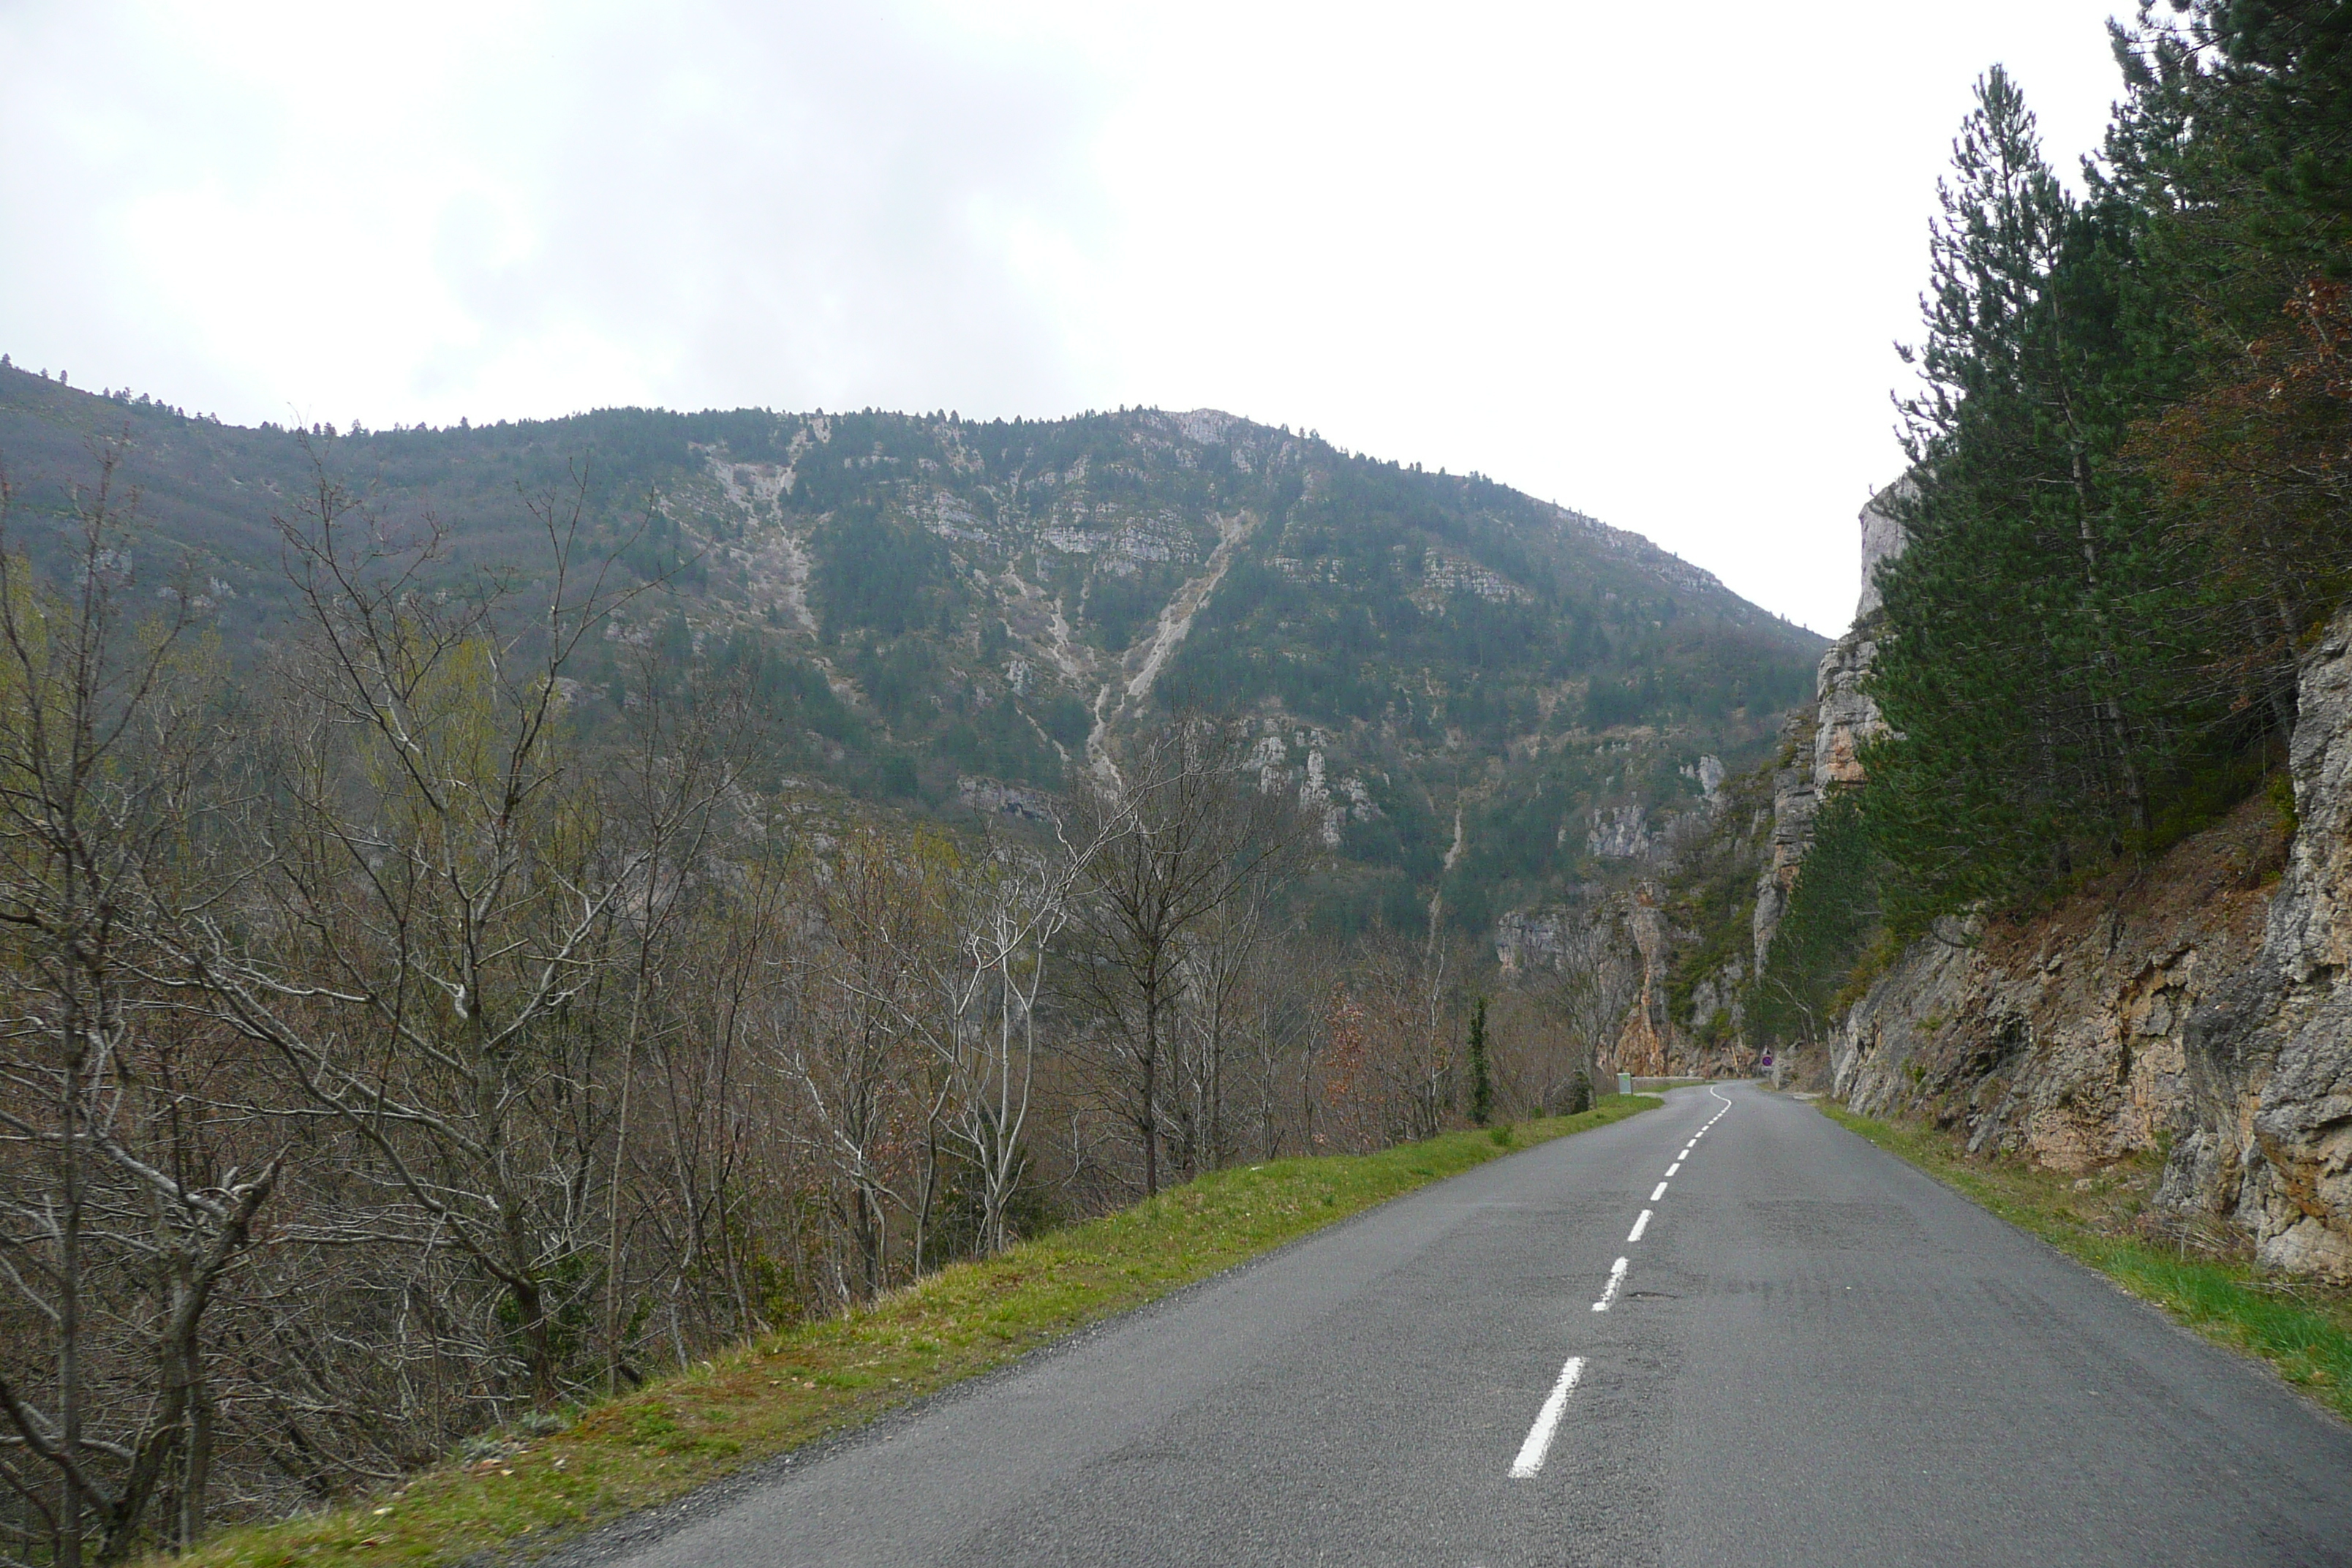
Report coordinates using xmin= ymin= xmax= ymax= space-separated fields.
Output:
xmin=557 ymin=1083 xmax=2352 ymax=1567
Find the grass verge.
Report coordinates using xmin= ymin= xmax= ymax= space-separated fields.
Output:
xmin=171 ymin=1096 xmax=1659 ymax=1567
xmin=1820 ymin=1101 xmax=2352 ymax=1421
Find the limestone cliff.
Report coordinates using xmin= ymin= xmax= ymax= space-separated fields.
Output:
xmin=1568 ymin=484 xmax=1907 ymax=1082
xmin=1750 ymin=707 xmax=1819 ymax=973
xmin=1832 ymin=802 xmax=2280 ymax=1173
xmin=1611 ymin=885 xmax=1674 ymax=1076
xmin=1600 ymin=747 xmax=1779 ymax=1079
xmin=2168 ymin=608 xmax=2352 ymax=1278
xmin=1752 ymin=483 xmax=1902 ymax=969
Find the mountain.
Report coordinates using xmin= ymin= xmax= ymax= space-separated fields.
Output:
xmin=0 ymin=362 xmax=1828 ymax=933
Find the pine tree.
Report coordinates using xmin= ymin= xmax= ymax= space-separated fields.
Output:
xmin=1868 ymin=67 xmax=2177 ymax=925
xmin=1765 ymin=11 xmax=2352 ymax=1018
xmin=1753 ymin=792 xmax=1885 ymax=1044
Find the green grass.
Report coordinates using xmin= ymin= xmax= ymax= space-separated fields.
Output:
xmin=1820 ymin=1101 xmax=2352 ymax=1420
xmin=166 ymin=1096 xmax=1659 ymax=1567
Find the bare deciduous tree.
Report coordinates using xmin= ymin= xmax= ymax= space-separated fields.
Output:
xmin=0 ymin=451 xmax=276 ymax=1564
xmin=1063 ymin=718 xmax=1313 ymax=1196
xmin=1494 ymin=907 xmax=1637 ymax=1117
xmin=154 ymin=467 xmax=651 ymax=1403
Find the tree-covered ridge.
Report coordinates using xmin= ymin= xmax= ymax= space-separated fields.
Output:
xmin=0 ymin=374 xmax=1825 ymax=930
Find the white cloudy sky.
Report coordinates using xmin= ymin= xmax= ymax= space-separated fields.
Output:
xmin=1 ymin=0 xmax=2136 ymax=634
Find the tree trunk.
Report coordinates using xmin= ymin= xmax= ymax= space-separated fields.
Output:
xmin=1141 ymin=995 xmax=1159 ymax=1198
xmin=180 ymin=1368 xmax=212 ymax=1550
xmin=59 ymin=1024 xmax=86 ymax=1568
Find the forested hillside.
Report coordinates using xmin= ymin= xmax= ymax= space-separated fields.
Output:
xmin=0 ymin=376 xmax=1822 ymax=932
xmin=1752 ymin=1 xmax=2352 ymax=1040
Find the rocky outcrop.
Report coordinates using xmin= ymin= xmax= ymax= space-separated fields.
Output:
xmin=1752 ymin=709 xmax=1820 ymax=971
xmin=1752 ymin=482 xmax=1904 ymax=969
xmin=1591 ymin=480 xmax=1926 ymax=1084
xmin=1831 ymin=802 xmax=2281 ymax=1173
xmin=956 ymin=775 xmax=1053 ymax=821
xmin=1852 ymin=478 xmax=1911 ymax=623
xmin=1586 ymin=802 xmax=1654 ymax=860
xmin=2166 ymin=607 xmax=2352 ymax=1278
xmin=1494 ymin=905 xmax=1592 ymax=976
xmin=1611 ymin=885 xmax=1673 ymax=1075
xmin=1812 ymin=631 xmax=1887 ymax=789
xmin=1596 ymin=753 xmax=1779 ymax=1079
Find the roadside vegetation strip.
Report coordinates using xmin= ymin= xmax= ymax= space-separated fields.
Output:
xmin=1819 ymin=1102 xmax=2352 ymax=1421
xmin=167 ymin=1095 xmax=1661 ymax=1568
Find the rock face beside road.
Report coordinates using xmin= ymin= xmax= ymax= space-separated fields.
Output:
xmin=2171 ymin=608 xmax=2352 ymax=1278
xmin=1752 ymin=485 xmax=1900 ymax=970
xmin=1830 ymin=804 xmax=2278 ymax=1175
xmin=1832 ymin=606 xmax=2352 ymax=1280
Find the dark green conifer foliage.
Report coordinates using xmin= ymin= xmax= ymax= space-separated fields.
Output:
xmin=1467 ymin=997 xmax=1493 ymax=1127
xmin=1753 ymin=793 xmax=1886 ymax=1047
xmin=1756 ymin=10 xmax=2352 ymax=1041
xmin=1869 ymin=67 xmax=2182 ymax=925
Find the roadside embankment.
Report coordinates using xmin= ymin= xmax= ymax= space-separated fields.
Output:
xmin=163 ymin=1097 xmax=1659 ymax=1568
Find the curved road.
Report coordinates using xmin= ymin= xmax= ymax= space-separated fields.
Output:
xmin=559 ymin=1083 xmax=2352 ymax=1567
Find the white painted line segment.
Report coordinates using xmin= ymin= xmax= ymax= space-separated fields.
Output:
xmin=1509 ymin=1357 xmax=1586 ymax=1478
xmin=1627 ymin=1209 xmax=1651 ymax=1243
xmin=1665 ymin=1162 xmax=1682 ymax=1177
xmin=1590 ymin=1256 xmax=1629 ymax=1313
xmin=1650 ymin=1181 xmax=1669 ymax=1201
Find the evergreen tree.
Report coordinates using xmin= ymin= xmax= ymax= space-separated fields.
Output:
xmin=2106 ymin=1 xmax=2352 ymax=717
xmin=1753 ymin=792 xmax=1886 ymax=1045
xmin=1754 ymin=9 xmax=2352 ymax=1031
xmin=1869 ymin=67 xmax=2177 ymax=926
xmin=1467 ymin=997 xmax=1493 ymax=1126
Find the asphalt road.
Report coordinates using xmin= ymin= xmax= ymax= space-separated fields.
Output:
xmin=559 ymin=1083 xmax=2352 ymax=1567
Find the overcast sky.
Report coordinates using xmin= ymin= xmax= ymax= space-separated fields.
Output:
xmin=1 ymin=0 xmax=2136 ymax=634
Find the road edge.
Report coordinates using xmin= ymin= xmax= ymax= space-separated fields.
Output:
xmin=163 ymin=1097 xmax=1667 ymax=1568
xmin=1807 ymin=1096 xmax=2352 ymax=1426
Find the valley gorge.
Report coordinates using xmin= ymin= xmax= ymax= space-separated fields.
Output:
xmin=8 ymin=358 xmax=2345 ymax=1288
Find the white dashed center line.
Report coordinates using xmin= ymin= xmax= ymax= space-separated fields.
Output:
xmin=1509 ymin=1357 xmax=1586 ymax=1478
xmin=1507 ymin=1085 xmax=1741 ymax=1480
xmin=1590 ymin=1256 xmax=1629 ymax=1313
